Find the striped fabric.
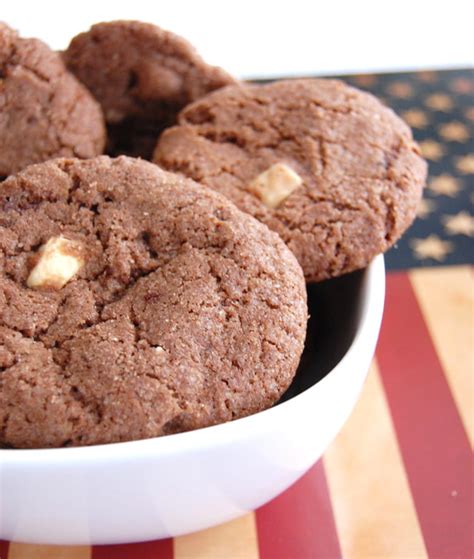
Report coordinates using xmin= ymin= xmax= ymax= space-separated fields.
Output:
xmin=1 ymin=68 xmax=472 ymax=558
xmin=1 ymin=265 xmax=471 ymax=559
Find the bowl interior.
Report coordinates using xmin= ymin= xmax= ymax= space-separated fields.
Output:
xmin=280 ymin=268 xmax=365 ymax=402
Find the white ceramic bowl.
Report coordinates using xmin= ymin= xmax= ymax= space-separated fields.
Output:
xmin=0 ymin=255 xmax=385 ymax=545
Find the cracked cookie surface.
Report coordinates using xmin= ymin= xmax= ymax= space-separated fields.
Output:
xmin=153 ymin=79 xmax=427 ymax=282
xmin=63 ymin=20 xmax=237 ymax=159
xmin=0 ymin=155 xmax=307 ymax=448
xmin=0 ymin=23 xmax=106 ymax=177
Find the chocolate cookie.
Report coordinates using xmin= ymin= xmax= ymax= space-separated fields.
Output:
xmin=153 ymin=79 xmax=427 ymax=282
xmin=0 ymin=156 xmax=307 ymax=448
xmin=64 ymin=21 xmax=237 ymax=159
xmin=0 ymin=23 xmax=106 ymax=177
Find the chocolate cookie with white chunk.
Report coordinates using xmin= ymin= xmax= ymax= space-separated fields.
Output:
xmin=153 ymin=79 xmax=427 ymax=282
xmin=64 ymin=21 xmax=237 ymax=158
xmin=0 ymin=22 xmax=106 ymax=176
xmin=0 ymin=156 xmax=307 ymax=448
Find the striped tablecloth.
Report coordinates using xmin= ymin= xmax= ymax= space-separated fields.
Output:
xmin=1 ymin=68 xmax=472 ymax=559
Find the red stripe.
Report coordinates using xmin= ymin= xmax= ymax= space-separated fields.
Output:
xmin=92 ymin=538 xmax=173 ymax=559
xmin=0 ymin=540 xmax=9 ymax=559
xmin=256 ymin=459 xmax=341 ymax=559
xmin=376 ymin=272 xmax=473 ymax=558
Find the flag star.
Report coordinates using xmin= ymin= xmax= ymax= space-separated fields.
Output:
xmin=438 ymin=122 xmax=471 ymax=142
xmin=450 ymin=77 xmax=474 ymax=95
xmin=353 ymin=74 xmax=377 ymax=87
xmin=443 ymin=212 xmax=474 ymax=236
xmin=417 ymin=198 xmax=437 ymax=219
xmin=456 ymin=155 xmax=474 ymax=174
xmin=420 ymin=140 xmax=445 ymax=161
xmin=387 ymin=82 xmax=414 ymax=98
xmin=410 ymin=235 xmax=454 ymax=261
xmin=428 ymin=175 xmax=461 ymax=196
xmin=425 ymin=93 xmax=454 ymax=111
xmin=417 ymin=70 xmax=438 ymax=83
xmin=465 ymin=107 xmax=474 ymax=121
xmin=402 ymin=109 xmax=429 ymax=128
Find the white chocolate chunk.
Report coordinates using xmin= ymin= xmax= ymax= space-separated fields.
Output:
xmin=27 ymin=236 xmax=85 ymax=289
xmin=248 ymin=163 xmax=302 ymax=208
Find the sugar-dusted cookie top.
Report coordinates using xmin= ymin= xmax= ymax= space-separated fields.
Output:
xmin=0 ymin=156 xmax=307 ymax=448
xmin=154 ymin=79 xmax=427 ymax=281
xmin=64 ymin=20 xmax=237 ymax=158
xmin=0 ymin=23 xmax=106 ymax=176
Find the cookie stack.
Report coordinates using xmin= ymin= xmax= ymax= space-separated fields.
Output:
xmin=0 ymin=21 xmax=426 ymax=448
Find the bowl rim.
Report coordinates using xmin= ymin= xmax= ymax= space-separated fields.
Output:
xmin=0 ymin=255 xmax=385 ymax=465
